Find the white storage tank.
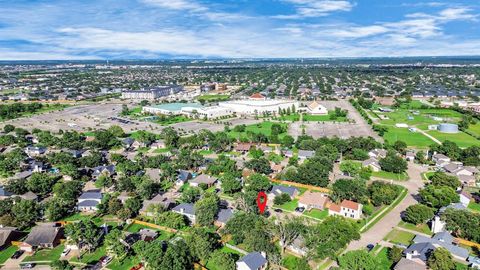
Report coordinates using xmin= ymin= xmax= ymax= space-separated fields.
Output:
xmin=438 ymin=123 xmax=459 ymax=133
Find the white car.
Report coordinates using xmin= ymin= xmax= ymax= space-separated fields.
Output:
xmin=61 ymin=248 xmax=71 ymax=257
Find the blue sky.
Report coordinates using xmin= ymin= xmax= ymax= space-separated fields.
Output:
xmin=0 ymin=0 xmax=479 ymax=59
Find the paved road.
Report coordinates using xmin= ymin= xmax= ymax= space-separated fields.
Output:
xmin=345 ymin=162 xmax=426 ymax=251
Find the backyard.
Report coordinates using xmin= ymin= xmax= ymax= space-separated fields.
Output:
xmin=371 ymin=170 xmax=409 ymax=181
xmin=383 ymin=229 xmax=415 ymax=246
xmin=23 ymin=244 xmax=65 ymax=263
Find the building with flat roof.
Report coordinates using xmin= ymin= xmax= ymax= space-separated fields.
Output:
xmin=218 ymin=98 xmax=299 ymax=115
xmin=142 ymin=102 xmax=203 ymax=115
xmin=122 ymin=85 xmax=183 ymax=100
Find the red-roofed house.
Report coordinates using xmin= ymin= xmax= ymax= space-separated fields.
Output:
xmin=328 ymin=200 xmax=363 ymax=220
xmin=249 ymin=93 xmax=266 ymax=100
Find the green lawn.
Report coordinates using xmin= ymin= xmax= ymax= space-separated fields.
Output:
xmin=205 ymin=246 xmax=241 ymax=270
xmin=371 ymin=171 xmax=409 ymax=181
xmin=198 ymin=150 xmax=214 ymax=155
xmin=427 ymin=130 xmax=479 ymax=148
xmin=23 ymin=244 xmax=64 ymax=262
xmin=375 ymin=247 xmax=394 ymax=270
xmin=281 ymin=254 xmax=306 ymax=270
xmin=276 ymin=199 xmax=299 ymax=212
xmin=384 ymin=229 xmax=415 ymax=246
xmin=63 ymin=213 xmax=104 ymax=225
xmin=152 ymin=115 xmax=192 ymax=126
xmin=70 ymin=245 xmax=106 ymax=264
xmin=422 ymin=171 xmax=435 ymax=181
xmin=467 ymin=122 xmax=480 ymax=138
xmin=197 ymin=94 xmax=230 ymax=102
xmin=468 ymin=202 xmax=480 ymax=212
xmin=382 ymin=126 xmax=435 ymax=147
xmin=304 ymin=209 xmax=329 ymax=220
xmin=277 ymin=113 xmax=301 ymax=121
xmin=456 ymin=263 xmax=469 ymax=270
xmin=0 ymin=245 xmax=18 ymax=265
xmin=398 ymin=221 xmax=433 ymax=235
xmin=303 ymin=113 xmax=347 ymax=122
xmin=107 ymin=256 xmax=140 ymax=270
xmin=228 ymin=121 xmax=288 ymax=140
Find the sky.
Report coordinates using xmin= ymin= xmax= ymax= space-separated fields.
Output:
xmin=0 ymin=0 xmax=479 ymax=60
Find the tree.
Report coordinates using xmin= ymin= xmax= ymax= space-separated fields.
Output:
xmin=442 ymin=208 xmax=480 ymax=242
xmin=64 ymin=220 xmax=102 ymax=252
xmin=50 ymin=260 xmax=73 ymax=270
xmin=337 ymin=250 xmax=380 ymax=270
xmin=419 ymin=185 xmax=459 ymax=209
xmin=160 ymin=239 xmax=193 ymax=270
xmin=245 ymin=173 xmax=271 ymax=192
xmin=224 ymin=212 xmax=261 ymax=244
xmin=368 ymin=181 xmax=401 ymax=206
xmin=181 ymin=187 xmax=201 ymax=203
xmin=187 ymin=228 xmax=219 ymax=261
xmin=195 ymin=193 xmax=219 ymax=226
xmin=133 ymin=239 xmax=165 ymax=269
xmin=108 ymin=125 xmax=125 ymax=137
xmin=26 ymin=173 xmax=58 ymax=196
xmin=292 ymin=157 xmax=332 ymax=187
xmin=95 ymin=174 xmax=114 ymax=191
xmin=220 ymin=173 xmax=242 ymax=194
xmin=332 ymin=179 xmax=368 ymax=204
xmin=105 ymin=229 xmax=128 ymax=261
xmin=274 ymin=193 xmax=291 ymax=205
xmin=161 ymin=127 xmax=180 ymax=148
xmin=275 ymin=217 xmax=304 ymax=254
xmin=305 ymin=216 xmax=360 ymax=259
xmin=282 ymin=135 xmax=295 ymax=148
xmin=245 ymin=158 xmax=272 ymax=175
xmin=12 ymin=199 xmax=40 ymax=229
xmin=427 ymin=247 xmax=455 ymax=270
xmin=430 ymin=172 xmax=461 ymax=189
xmin=3 ymin=124 xmax=15 ymax=133
xmin=393 ymin=140 xmax=407 ymax=154
xmin=44 ymin=198 xmax=72 ymax=221
xmin=415 ymin=151 xmax=427 ymax=164
xmin=208 ymin=250 xmax=236 ymax=270
xmin=388 ymin=246 xmax=404 ymax=263
xmin=156 ymin=211 xmax=188 ymax=229
xmin=379 ymin=152 xmax=407 ymax=173
xmin=403 ymin=204 xmax=434 ymax=225
xmin=340 ymin=161 xmax=360 ymax=177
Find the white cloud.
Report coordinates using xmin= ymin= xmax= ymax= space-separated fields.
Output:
xmin=274 ymin=0 xmax=354 ymax=19
xmin=140 ymin=0 xmax=207 ymax=12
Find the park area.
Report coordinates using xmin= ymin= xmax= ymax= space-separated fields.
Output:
xmin=227 ymin=121 xmax=289 ymax=140
xmin=368 ymin=101 xmax=480 ymax=148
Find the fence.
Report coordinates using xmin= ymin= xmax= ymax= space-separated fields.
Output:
xmin=270 ymin=179 xmax=331 ymax=193
xmin=131 ymin=219 xmax=178 ymax=233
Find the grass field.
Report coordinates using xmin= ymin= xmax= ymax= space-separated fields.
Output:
xmin=468 ymin=202 xmax=480 ymax=212
xmin=427 ymin=130 xmax=479 ymax=148
xmin=23 ymin=244 xmax=64 ymax=262
xmin=398 ymin=221 xmax=433 ymax=235
xmin=197 ymin=94 xmax=230 ymax=102
xmin=382 ymin=127 xmax=436 ymax=147
xmin=467 ymin=122 xmax=480 ymax=138
xmin=70 ymin=245 xmax=106 ymax=264
xmin=384 ymin=229 xmax=415 ymax=246
xmin=303 ymin=113 xmax=347 ymax=122
xmin=107 ymin=256 xmax=140 ymax=270
xmin=304 ymin=209 xmax=329 ymax=220
xmin=371 ymin=171 xmax=409 ymax=181
xmin=152 ymin=115 xmax=191 ymax=125
xmin=0 ymin=245 xmax=18 ymax=265
xmin=228 ymin=121 xmax=288 ymax=140
xmin=276 ymin=199 xmax=299 ymax=212
xmin=375 ymin=247 xmax=394 ymax=270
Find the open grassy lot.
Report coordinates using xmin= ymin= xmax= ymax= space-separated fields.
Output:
xmin=197 ymin=94 xmax=230 ymax=102
xmin=382 ymin=127 xmax=435 ymax=147
xmin=152 ymin=115 xmax=192 ymax=125
xmin=70 ymin=245 xmax=106 ymax=265
xmin=107 ymin=256 xmax=140 ymax=270
xmin=282 ymin=254 xmax=306 ymax=270
xmin=375 ymin=247 xmax=394 ymax=270
xmin=427 ymin=130 xmax=479 ymax=148
xmin=468 ymin=202 xmax=480 ymax=212
xmin=63 ymin=213 xmax=104 ymax=225
xmin=23 ymin=244 xmax=64 ymax=262
xmin=467 ymin=122 xmax=480 ymax=138
xmin=398 ymin=221 xmax=433 ymax=235
xmin=304 ymin=209 xmax=329 ymax=220
xmin=371 ymin=171 xmax=409 ymax=181
xmin=228 ymin=121 xmax=288 ymax=140
xmin=303 ymin=113 xmax=347 ymax=122
xmin=276 ymin=199 xmax=299 ymax=212
xmin=0 ymin=245 xmax=18 ymax=265
xmin=384 ymin=229 xmax=415 ymax=246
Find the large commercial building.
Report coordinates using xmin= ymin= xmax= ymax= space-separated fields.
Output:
xmin=218 ymin=93 xmax=299 ymax=115
xmin=121 ymin=85 xmax=183 ymax=100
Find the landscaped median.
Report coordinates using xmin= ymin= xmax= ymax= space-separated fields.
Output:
xmin=360 ymin=187 xmax=408 ymax=233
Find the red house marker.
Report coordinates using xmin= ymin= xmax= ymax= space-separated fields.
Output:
xmin=257 ymin=191 xmax=267 ymax=214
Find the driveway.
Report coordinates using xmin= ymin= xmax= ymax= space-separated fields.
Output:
xmin=345 ymin=162 xmax=426 ymax=251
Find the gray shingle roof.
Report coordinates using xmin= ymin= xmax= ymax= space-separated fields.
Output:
xmin=172 ymin=203 xmax=195 ymax=215
xmin=216 ymin=209 xmax=234 ymax=224
xmin=238 ymin=252 xmax=267 ymax=270
xmin=412 ymin=232 xmax=469 ymax=260
xmin=78 ymin=200 xmax=100 ymax=207
xmin=270 ymin=185 xmax=298 ymax=197
xmin=79 ymin=191 xmax=102 ymax=200
xmin=24 ymin=225 xmax=63 ymax=246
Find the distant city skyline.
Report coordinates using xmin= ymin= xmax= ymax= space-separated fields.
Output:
xmin=1 ymin=0 xmax=480 ymax=60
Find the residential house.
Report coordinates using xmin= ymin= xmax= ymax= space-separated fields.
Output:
xmin=393 ymin=258 xmax=427 ymax=270
xmin=405 ymin=232 xmax=469 ymax=262
xmin=406 ymin=151 xmax=416 ymax=162
xmin=176 ymin=170 xmax=192 ymax=186
xmin=20 ymin=224 xmax=64 ymax=252
xmin=298 ymin=191 xmax=330 ymax=210
xmin=18 ymin=191 xmax=38 ymax=201
xmin=306 ymin=101 xmax=328 ymax=115
xmin=453 ymin=166 xmax=479 ymax=177
xmin=458 ymin=175 xmax=477 ymax=187
xmin=0 ymin=186 xmax=12 ymax=200
xmin=368 ymin=149 xmax=387 ymax=159
xmin=189 ymin=174 xmax=218 ymax=187
xmin=138 ymin=229 xmax=158 ymax=242
xmin=236 ymin=251 xmax=267 ymax=270
xmin=282 ymin=150 xmax=294 ymax=158
xmin=117 ymin=192 xmax=132 ymax=204
xmin=150 ymin=140 xmax=166 ymax=150
xmin=77 ymin=190 xmax=102 ymax=212
xmin=362 ymin=158 xmax=381 ymax=172
xmin=286 ymin=236 xmax=308 ymax=256
xmin=144 ymin=168 xmax=161 ymax=182
xmin=468 ymin=256 xmax=480 ymax=269
xmin=140 ymin=194 xmax=175 ymax=215
xmin=270 ymin=163 xmax=283 ymax=174
xmin=122 ymin=137 xmax=135 ymax=149
xmin=25 ymin=146 xmax=46 ymax=157
xmin=268 ymin=185 xmax=298 ymax=201
xmin=0 ymin=226 xmax=23 ymax=250
xmin=443 ymin=163 xmax=462 ymax=174
xmin=328 ymin=200 xmax=363 ymax=220
xmin=69 ymin=149 xmax=85 ymax=158
xmin=172 ymin=203 xmax=196 ymax=224
xmin=215 ymin=208 xmax=234 ymax=227
xmin=30 ymin=160 xmax=46 ymax=173
xmin=459 ymin=190 xmax=472 ymax=207
xmin=235 ymin=143 xmax=253 ymax=153
xmin=297 ymin=150 xmax=315 ymax=160
xmin=432 ymin=154 xmax=451 ymax=167
xmin=91 ymin=165 xmax=115 ymax=179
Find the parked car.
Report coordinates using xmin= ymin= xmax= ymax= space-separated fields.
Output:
xmin=101 ymin=256 xmax=113 ymax=266
xmin=367 ymin=244 xmax=375 ymax=251
xmin=274 ymin=208 xmax=283 ymax=213
xmin=11 ymin=250 xmax=24 ymax=259
xmin=295 ymin=207 xmax=305 ymax=213
xmin=61 ymin=248 xmax=71 ymax=257
xmin=130 ymin=263 xmax=143 ymax=270
xmin=20 ymin=263 xmax=35 ymax=269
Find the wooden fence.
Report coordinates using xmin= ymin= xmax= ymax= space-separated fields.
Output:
xmin=131 ymin=219 xmax=178 ymax=233
xmin=270 ymin=179 xmax=331 ymax=193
